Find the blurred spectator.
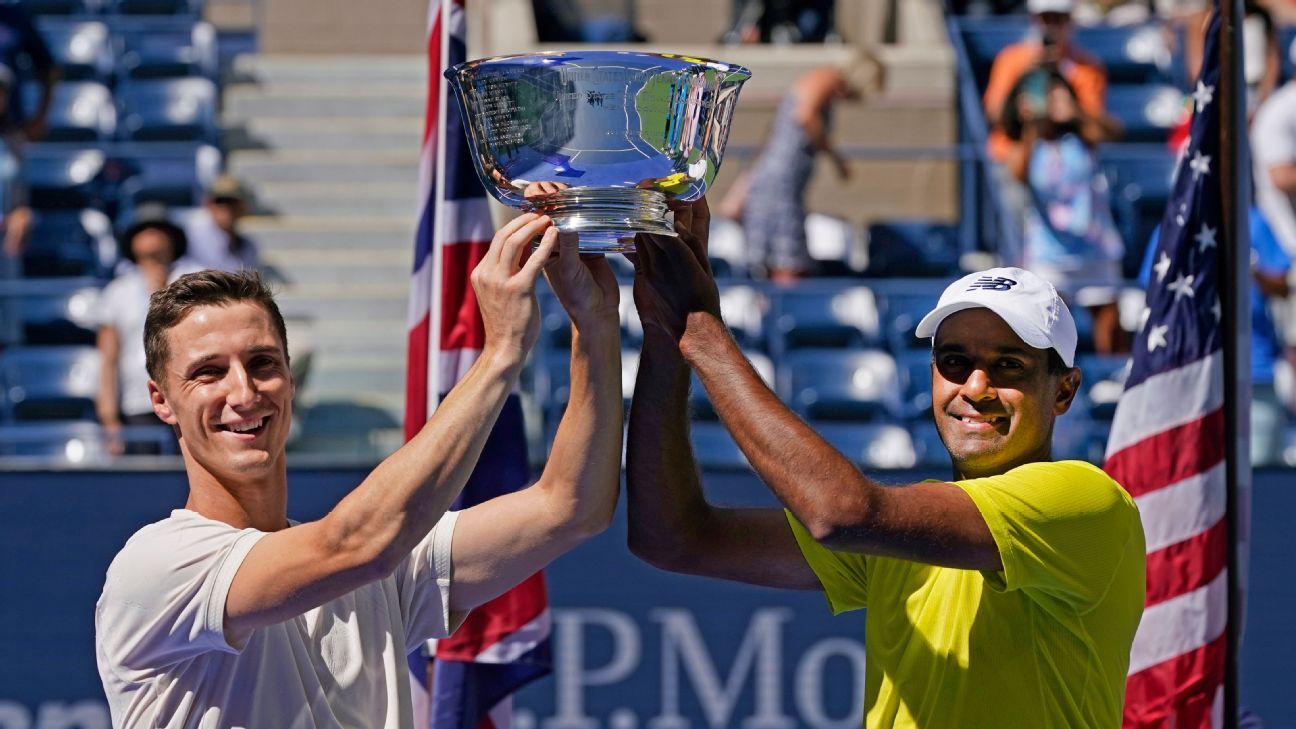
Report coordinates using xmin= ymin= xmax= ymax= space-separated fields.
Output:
xmin=1141 ymin=209 xmax=1291 ymax=466
xmin=1241 ymin=0 xmax=1278 ymax=114
xmin=720 ymin=65 xmax=861 ymax=283
xmin=93 ymin=220 xmax=200 ymax=456
xmin=1252 ymin=64 xmax=1296 ymax=257
xmin=726 ymin=0 xmax=836 ymax=44
xmin=183 ymin=175 xmax=259 ymax=272
xmin=984 ymin=0 xmax=1121 ymax=166
xmin=982 ymin=0 xmax=1121 ymax=267
xmin=1004 ymin=68 xmax=1127 ymax=353
xmin=0 ymin=3 xmax=56 ymax=145
xmin=1251 ymin=56 xmax=1296 ymax=365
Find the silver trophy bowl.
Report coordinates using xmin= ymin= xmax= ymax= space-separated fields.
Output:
xmin=445 ymin=51 xmax=751 ymax=252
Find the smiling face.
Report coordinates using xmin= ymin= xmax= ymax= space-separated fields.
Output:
xmin=931 ymin=308 xmax=1080 ymax=480
xmin=148 ymin=301 xmax=294 ymax=485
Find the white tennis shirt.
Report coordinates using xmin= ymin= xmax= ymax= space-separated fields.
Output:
xmin=95 ymin=508 xmax=464 ymax=729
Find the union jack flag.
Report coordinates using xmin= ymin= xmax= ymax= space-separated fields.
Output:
xmin=405 ymin=1 xmax=552 ymax=727
xmin=1103 ymin=7 xmax=1244 ymax=727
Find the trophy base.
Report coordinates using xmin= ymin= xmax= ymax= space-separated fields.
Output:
xmin=523 ymin=188 xmax=675 ymax=253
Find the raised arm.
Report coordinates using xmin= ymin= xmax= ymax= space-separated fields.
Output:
xmin=625 ymin=199 xmax=820 ymax=590
xmin=636 ymin=200 xmax=1001 ymax=573
xmin=221 ymin=214 xmax=559 ymax=636
xmin=446 ymin=232 xmax=625 ymax=611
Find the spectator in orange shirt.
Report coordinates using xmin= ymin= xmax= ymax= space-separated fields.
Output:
xmin=983 ymin=0 xmax=1121 ymax=165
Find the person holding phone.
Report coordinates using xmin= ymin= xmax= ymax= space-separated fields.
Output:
xmin=1001 ymin=68 xmax=1127 ymax=354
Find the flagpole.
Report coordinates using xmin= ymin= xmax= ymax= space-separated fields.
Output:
xmin=1216 ymin=0 xmax=1250 ymax=726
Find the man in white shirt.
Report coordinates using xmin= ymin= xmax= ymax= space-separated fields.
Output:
xmin=95 ymin=214 xmax=624 ymax=729
xmin=94 ymin=219 xmax=202 ymax=455
xmin=183 ymin=175 xmax=258 ymax=272
xmin=1251 ymin=74 xmax=1296 ymax=355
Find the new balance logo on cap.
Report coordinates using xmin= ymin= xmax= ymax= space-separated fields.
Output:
xmin=966 ymin=276 xmax=1018 ymax=292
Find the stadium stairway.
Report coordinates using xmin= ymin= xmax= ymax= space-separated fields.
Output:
xmin=223 ymin=54 xmax=424 ymax=459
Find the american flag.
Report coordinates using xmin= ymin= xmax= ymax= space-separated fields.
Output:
xmin=1102 ymin=8 xmax=1240 ymax=728
xmin=405 ymin=1 xmax=552 ymax=727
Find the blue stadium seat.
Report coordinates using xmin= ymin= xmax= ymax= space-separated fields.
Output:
xmin=113 ymin=18 xmax=215 ymax=80
xmin=1076 ymin=353 xmax=1129 ymax=421
xmin=956 ymin=18 xmax=1030 ymax=91
xmin=23 ymin=147 xmax=106 ymax=209
xmin=718 ymin=284 xmax=768 ymax=349
xmin=21 ymin=209 xmax=113 ymax=277
xmin=863 ymin=221 xmax=960 ymax=278
xmin=0 ymin=345 xmax=100 ymax=421
xmin=111 ymin=142 xmax=220 ymax=210
xmin=1072 ymin=24 xmax=1173 ymax=85
xmin=1107 ymin=84 xmax=1185 ymax=143
xmin=23 ymin=80 xmax=116 ymax=142
xmin=690 ymin=421 xmax=750 ymax=470
xmin=707 ymin=216 xmax=750 ymax=280
xmin=37 ymin=19 xmax=114 ymax=82
xmin=690 ymin=350 xmax=774 ymax=420
xmin=532 ymin=350 xmax=572 ymax=418
xmin=811 ymin=422 xmax=917 ymax=469
xmin=116 ymin=77 xmax=218 ymax=143
xmin=0 ymin=420 xmax=173 ymax=460
xmin=17 ymin=280 xmax=100 ymax=344
xmin=896 ymin=348 xmax=934 ymax=420
xmin=108 ymin=0 xmax=201 ymax=15
xmin=770 ymin=285 xmax=882 ymax=354
xmin=1281 ymin=26 xmax=1296 ymax=86
xmin=780 ymin=349 xmax=902 ymax=422
xmin=882 ymin=291 xmax=941 ymax=351
xmin=535 ymin=288 xmax=571 ymax=350
xmin=908 ymin=423 xmax=948 ymax=469
xmin=14 ymin=0 xmax=103 ymax=15
xmin=0 ymin=421 xmax=106 ymax=461
xmin=806 ymin=212 xmax=862 ymax=276
xmin=1102 ymin=148 xmax=1175 ymax=274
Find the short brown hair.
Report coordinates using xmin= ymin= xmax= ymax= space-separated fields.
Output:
xmin=144 ymin=270 xmax=289 ymax=383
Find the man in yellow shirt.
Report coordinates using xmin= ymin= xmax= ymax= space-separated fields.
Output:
xmin=624 ymin=199 xmax=1145 ymax=728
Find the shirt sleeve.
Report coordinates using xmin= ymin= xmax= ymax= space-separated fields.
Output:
xmin=785 ymin=511 xmax=870 ymax=614
xmin=395 ymin=510 xmax=469 ymax=650
xmin=955 ymin=461 xmax=1141 ymax=610
xmin=95 ymin=518 xmax=265 ymax=679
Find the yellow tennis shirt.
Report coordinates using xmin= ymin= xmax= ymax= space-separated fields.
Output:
xmin=787 ymin=460 xmax=1145 ymax=729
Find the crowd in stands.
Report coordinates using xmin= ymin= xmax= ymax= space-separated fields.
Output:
xmin=0 ymin=0 xmax=261 ymax=461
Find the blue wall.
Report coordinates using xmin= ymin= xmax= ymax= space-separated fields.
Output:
xmin=0 ymin=468 xmax=1291 ymax=727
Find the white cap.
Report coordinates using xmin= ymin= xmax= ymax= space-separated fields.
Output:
xmin=1027 ymin=0 xmax=1074 ymax=14
xmin=915 ymin=267 xmax=1078 ymax=367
